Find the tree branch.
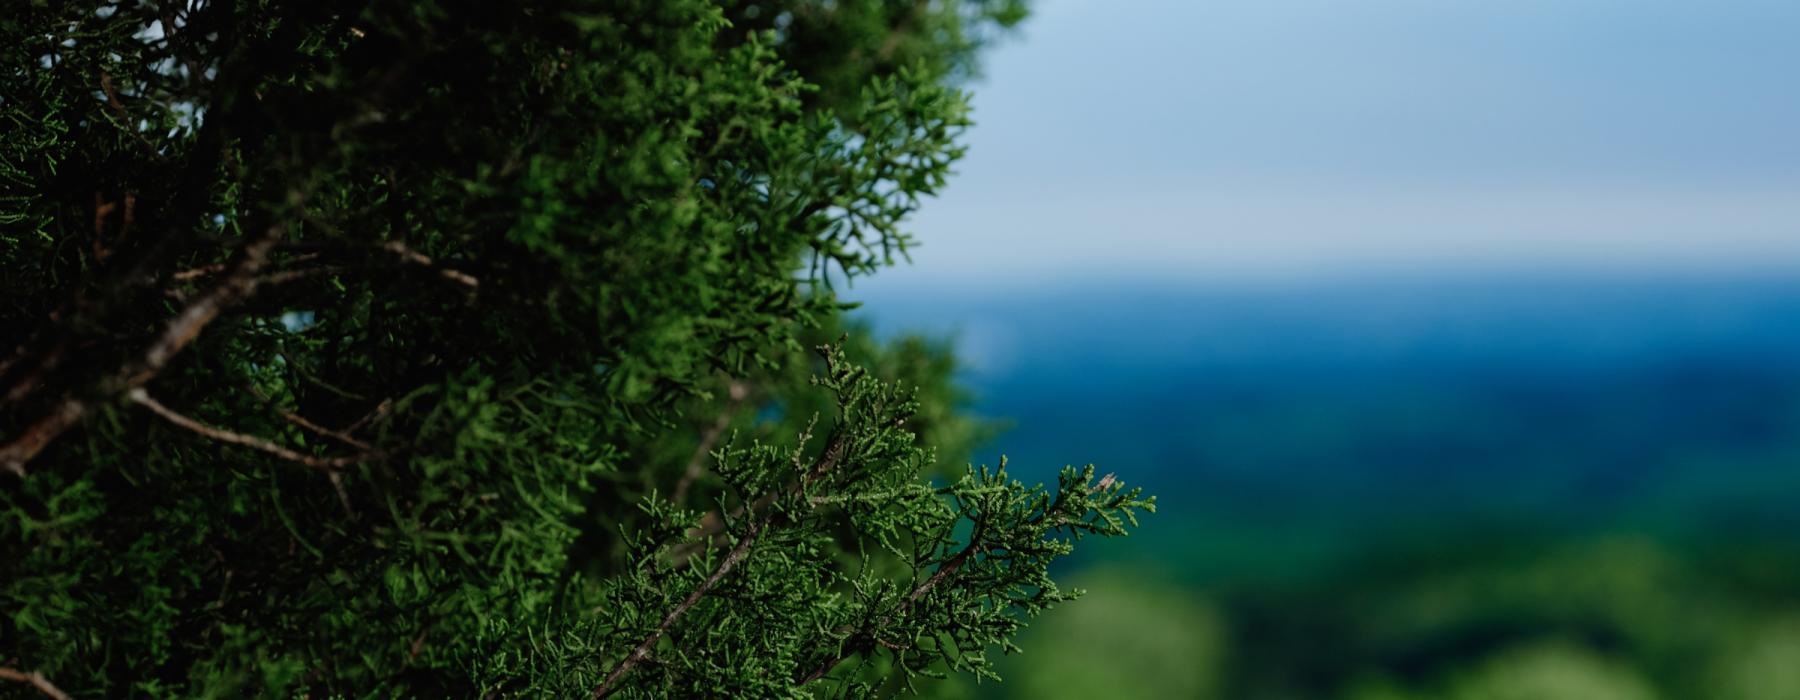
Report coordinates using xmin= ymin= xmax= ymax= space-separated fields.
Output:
xmin=590 ymin=518 xmax=763 ymax=699
xmin=793 ymin=517 xmax=987 ymax=687
xmin=379 ymin=241 xmax=479 ymax=289
xmin=595 ymin=417 xmax=854 ymax=695
xmin=670 ymin=380 xmax=746 ymax=504
xmin=667 ymin=419 xmax=849 ymax=567
xmin=245 ymin=383 xmax=373 ymax=450
xmin=0 ymin=667 xmax=72 ymax=700
xmin=128 ymin=389 xmax=376 ymax=471
xmin=0 ymin=223 xmax=284 ymax=476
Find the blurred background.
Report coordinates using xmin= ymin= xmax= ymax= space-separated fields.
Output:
xmin=853 ymin=1 xmax=1800 ymax=697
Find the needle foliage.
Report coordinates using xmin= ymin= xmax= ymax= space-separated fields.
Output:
xmin=0 ymin=1 xmax=1150 ymax=696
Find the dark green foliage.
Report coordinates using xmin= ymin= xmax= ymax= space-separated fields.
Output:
xmin=0 ymin=0 xmax=1149 ymax=696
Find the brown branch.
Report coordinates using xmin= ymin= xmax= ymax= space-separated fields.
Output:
xmin=277 ymin=407 xmax=372 ymax=450
xmin=670 ymin=380 xmax=746 ymax=504
xmin=126 ymin=226 xmax=283 ymax=386
xmin=590 ymin=518 xmax=763 ymax=699
xmin=174 ymin=253 xmax=318 ymax=283
xmin=0 ymin=667 xmax=72 ymax=700
xmin=327 ymin=471 xmax=356 ymax=518
xmin=380 ymin=241 xmax=478 ymax=288
xmin=0 ymin=224 xmax=287 ymax=476
xmin=169 ymin=262 xmax=227 ymax=281
xmin=97 ymin=70 xmax=128 ymax=115
xmin=129 ymin=389 xmax=375 ymax=471
xmin=273 ymin=237 xmax=477 ymax=289
xmin=1 ymin=337 xmax=70 ymax=405
xmin=256 ymin=265 xmax=353 ymax=285
xmin=245 ymin=383 xmax=373 ymax=450
xmin=341 ymin=398 xmax=394 ymax=435
xmin=0 ymin=400 xmax=85 ymax=478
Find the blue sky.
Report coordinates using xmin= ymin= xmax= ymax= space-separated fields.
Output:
xmin=860 ymin=0 xmax=1800 ymax=290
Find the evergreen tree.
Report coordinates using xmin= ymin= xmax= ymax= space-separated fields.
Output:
xmin=0 ymin=1 xmax=1150 ymax=696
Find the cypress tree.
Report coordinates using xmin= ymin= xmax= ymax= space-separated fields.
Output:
xmin=0 ymin=1 xmax=1150 ymax=696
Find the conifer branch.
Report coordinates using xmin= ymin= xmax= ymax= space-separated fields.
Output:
xmin=0 ymin=223 xmax=285 ymax=476
xmin=794 ymin=517 xmax=988 ymax=686
xmin=667 ymin=419 xmax=851 ymax=567
xmin=591 ymin=518 xmax=764 ymax=699
xmin=0 ymin=667 xmax=72 ymax=700
xmin=602 ymin=412 xmax=855 ymax=694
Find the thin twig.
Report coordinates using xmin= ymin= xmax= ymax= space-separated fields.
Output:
xmin=0 ymin=667 xmax=72 ymax=700
xmin=380 ymin=241 xmax=479 ymax=289
xmin=327 ymin=471 xmax=356 ymax=518
xmin=245 ymin=384 xmax=373 ymax=450
xmin=174 ymin=253 xmax=318 ymax=283
xmin=257 ymin=265 xmax=354 ymax=285
xmin=341 ymin=398 xmax=394 ymax=435
xmin=129 ymin=388 xmax=376 ymax=471
xmin=126 ymin=226 xmax=284 ymax=386
xmin=278 ymin=408 xmax=372 ymax=450
xmin=169 ymin=262 xmax=226 ymax=281
xmin=670 ymin=380 xmax=746 ymax=504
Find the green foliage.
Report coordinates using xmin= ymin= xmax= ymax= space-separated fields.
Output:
xmin=1004 ymin=573 xmax=1226 ymax=700
xmin=0 ymin=0 xmax=1151 ymax=696
xmin=1008 ymin=537 xmax=1800 ymax=700
xmin=1349 ymin=642 xmax=1660 ymax=700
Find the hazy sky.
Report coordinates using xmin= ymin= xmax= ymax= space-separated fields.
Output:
xmin=861 ymin=0 xmax=1800 ymax=290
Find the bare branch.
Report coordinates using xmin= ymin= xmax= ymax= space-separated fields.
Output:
xmin=256 ymin=265 xmax=354 ymax=285
xmin=380 ymin=241 xmax=478 ymax=289
xmin=0 ymin=225 xmax=285 ymax=475
xmin=341 ymin=398 xmax=394 ymax=435
xmin=175 ymin=253 xmax=317 ymax=283
xmin=0 ymin=399 xmax=86 ymax=478
xmin=245 ymin=384 xmax=373 ymax=450
xmin=0 ymin=667 xmax=73 ymax=700
xmin=327 ymin=470 xmax=356 ymax=518
xmin=127 ymin=227 xmax=284 ymax=387
xmin=169 ymin=262 xmax=226 ymax=281
xmin=278 ymin=407 xmax=373 ymax=450
xmin=128 ymin=389 xmax=377 ymax=471
xmin=670 ymin=380 xmax=746 ymax=504
xmin=265 ymin=237 xmax=476 ymax=289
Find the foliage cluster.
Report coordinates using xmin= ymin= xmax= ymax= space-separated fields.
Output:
xmin=0 ymin=1 xmax=1147 ymax=696
xmin=1004 ymin=537 xmax=1800 ymax=700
